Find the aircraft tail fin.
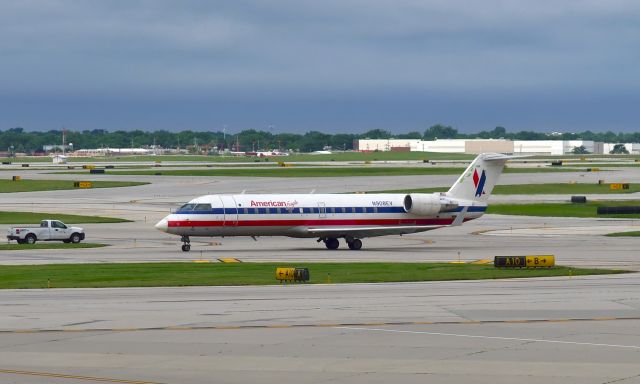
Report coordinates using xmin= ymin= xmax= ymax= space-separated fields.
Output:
xmin=446 ymin=153 xmax=511 ymax=203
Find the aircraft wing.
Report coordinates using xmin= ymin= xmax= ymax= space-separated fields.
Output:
xmin=306 ymin=225 xmax=444 ymax=238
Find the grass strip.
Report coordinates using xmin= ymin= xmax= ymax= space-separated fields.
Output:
xmin=95 ymin=166 xmax=574 ymax=177
xmin=0 ymin=262 xmax=624 ymax=289
xmin=0 ymin=243 xmax=106 ymax=251
xmin=9 ymin=153 xmax=640 ymax=163
xmin=487 ymin=201 xmax=640 ymax=218
xmin=0 ymin=179 xmax=147 ymax=193
xmin=605 ymin=231 xmax=640 ymax=237
xmin=6 ymin=152 xmax=476 ymax=163
xmin=370 ymin=183 xmax=640 ymax=195
xmin=561 ymin=163 xmax=640 ymax=168
xmin=0 ymin=211 xmax=130 ymax=224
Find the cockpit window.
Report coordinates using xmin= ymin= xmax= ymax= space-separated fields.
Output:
xmin=193 ymin=204 xmax=212 ymax=211
xmin=178 ymin=203 xmax=196 ymax=211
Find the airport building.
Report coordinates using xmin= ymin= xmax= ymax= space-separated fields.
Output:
xmin=356 ymin=139 xmax=634 ymax=155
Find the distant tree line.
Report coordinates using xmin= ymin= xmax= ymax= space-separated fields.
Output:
xmin=2 ymin=125 xmax=640 ymax=154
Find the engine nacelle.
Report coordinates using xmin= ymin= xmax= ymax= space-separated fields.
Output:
xmin=403 ymin=194 xmax=459 ymax=216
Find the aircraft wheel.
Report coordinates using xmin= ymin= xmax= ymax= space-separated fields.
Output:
xmin=347 ymin=239 xmax=362 ymax=250
xmin=324 ymin=238 xmax=339 ymax=250
xmin=181 ymin=244 xmax=191 ymax=252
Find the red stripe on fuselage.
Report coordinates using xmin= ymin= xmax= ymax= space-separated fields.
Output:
xmin=167 ymin=218 xmax=471 ymax=227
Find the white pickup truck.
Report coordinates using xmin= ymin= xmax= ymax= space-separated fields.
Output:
xmin=7 ymin=220 xmax=85 ymax=244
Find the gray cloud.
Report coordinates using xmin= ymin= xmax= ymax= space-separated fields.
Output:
xmin=1 ymin=0 xmax=639 ymax=131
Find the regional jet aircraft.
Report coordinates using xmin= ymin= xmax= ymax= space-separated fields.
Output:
xmin=155 ymin=153 xmax=510 ymax=251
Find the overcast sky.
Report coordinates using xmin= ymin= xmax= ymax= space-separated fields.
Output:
xmin=1 ymin=0 xmax=639 ymax=133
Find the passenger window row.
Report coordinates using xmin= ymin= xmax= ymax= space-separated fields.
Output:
xmin=177 ymin=206 xmax=402 ymax=214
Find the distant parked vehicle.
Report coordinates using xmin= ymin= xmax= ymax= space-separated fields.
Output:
xmin=7 ymin=220 xmax=85 ymax=244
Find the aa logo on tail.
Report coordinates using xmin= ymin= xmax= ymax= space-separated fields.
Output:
xmin=473 ymin=169 xmax=486 ymax=197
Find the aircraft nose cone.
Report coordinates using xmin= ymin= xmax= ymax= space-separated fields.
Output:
xmin=155 ymin=218 xmax=169 ymax=232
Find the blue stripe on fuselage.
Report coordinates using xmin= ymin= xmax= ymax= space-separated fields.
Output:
xmin=175 ymin=206 xmax=486 ymax=215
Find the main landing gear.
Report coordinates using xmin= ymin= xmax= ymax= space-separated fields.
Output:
xmin=181 ymin=235 xmax=191 ymax=252
xmin=320 ymin=237 xmax=362 ymax=250
xmin=347 ymin=239 xmax=362 ymax=250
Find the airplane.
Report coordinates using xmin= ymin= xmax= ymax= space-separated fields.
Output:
xmin=155 ymin=153 xmax=511 ymax=251
xmin=246 ymin=150 xmax=290 ymax=157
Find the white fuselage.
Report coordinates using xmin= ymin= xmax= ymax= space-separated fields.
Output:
xmin=155 ymin=193 xmax=485 ymax=239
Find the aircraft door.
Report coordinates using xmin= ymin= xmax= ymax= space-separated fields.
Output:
xmin=318 ymin=202 xmax=327 ymax=218
xmin=220 ymin=195 xmax=239 ymax=226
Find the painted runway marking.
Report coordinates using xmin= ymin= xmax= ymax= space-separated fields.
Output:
xmin=1 ymin=316 xmax=639 ymax=334
xmin=336 ymin=326 xmax=640 ymax=350
xmin=0 ymin=368 xmax=164 ymax=383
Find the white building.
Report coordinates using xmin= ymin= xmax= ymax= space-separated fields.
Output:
xmin=358 ymin=138 xmax=614 ymax=155
xmin=72 ymin=148 xmax=152 ymax=156
xmin=603 ymin=143 xmax=640 ymax=154
xmin=512 ymin=141 xmax=565 ymax=155
xmin=357 ymin=139 xmax=420 ymax=151
xmin=52 ymin=155 xmax=67 ymax=164
xmin=505 ymin=140 xmax=604 ymax=155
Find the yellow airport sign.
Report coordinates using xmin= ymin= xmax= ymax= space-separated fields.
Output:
xmin=525 ymin=255 xmax=555 ymax=267
xmin=494 ymin=255 xmax=555 ymax=268
xmin=73 ymin=181 xmax=93 ymax=188
xmin=610 ymin=183 xmax=630 ymax=190
xmin=275 ymin=267 xmax=310 ymax=282
xmin=276 ymin=267 xmax=295 ymax=281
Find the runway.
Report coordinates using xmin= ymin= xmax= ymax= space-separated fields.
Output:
xmin=1 ymin=275 xmax=639 ymax=383
xmin=1 ymin=163 xmax=640 ymax=382
xmin=1 ymin=214 xmax=639 ymax=271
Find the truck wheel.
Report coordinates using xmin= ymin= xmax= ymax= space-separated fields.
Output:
xmin=70 ymin=233 xmax=82 ymax=243
xmin=25 ymin=234 xmax=37 ymax=244
xmin=17 ymin=239 xmax=26 ymax=244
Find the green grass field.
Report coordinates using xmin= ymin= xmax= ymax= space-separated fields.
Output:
xmin=371 ymin=183 xmax=640 ymax=195
xmin=4 ymin=152 xmax=476 ymax=163
xmin=110 ymin=167 xmax=467 ymax=177
xmin=605 ymin=231 xmax=640 ymax=237
xmin=0 ymin=179 xmax=147 ymax=193
xmin=0 ymin=243 xmax=106 ymax=251
xmin=487 ymin=201 xmax=640 ymax=218
xmin=560 ymin=163 xmax=640 ymax=168
xmin=0 ymin=211 xmax=130 ymax=224
xmin=7 ymin=152 xmax=640 ymax=164
xmin=0 ymin=262 xmax=623 ymax=289
xmin=98 ymin=166 xmax=574 ymax=177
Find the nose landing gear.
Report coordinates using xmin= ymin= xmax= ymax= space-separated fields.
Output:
xmin=181 ymin=235 xmax=191 ymax=252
